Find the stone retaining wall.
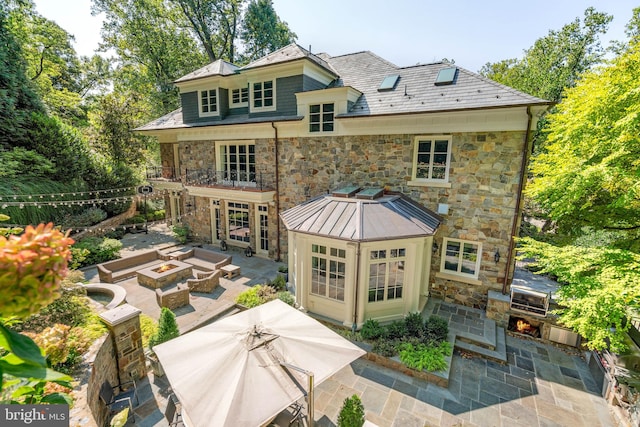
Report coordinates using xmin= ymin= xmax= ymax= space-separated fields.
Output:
xmin=363 ymin=352 xmax=449 ymax=388
xmin=84 ymin=334 xmax=118 ymax=427
xmin=72 ymin=201 xmax=137 ymax=240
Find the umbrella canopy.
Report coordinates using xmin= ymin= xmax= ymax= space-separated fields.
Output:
xmin=153 ymin=299 xmax=366 ymax=427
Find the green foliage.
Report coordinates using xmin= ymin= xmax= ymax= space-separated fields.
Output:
xmin=371 ymin=340 xmax=398 ymax=358
xmin=399 ymin=341 xmax=452 ymax=372
xmin=424 ymin=316 xmax=449 ymax=343
xmin=240 ymin=0 xmax=297 ymax=62
xmin=270 ymin=274 xmax=286 ymax=291
xmin=518 ymin=237 xmax=640 ymax=352
xmin=148 ymin=308 xmax=179 ymax=349
xmin=276 ymin=291 xmax=295 ymax=306
xmin=0 ymin=148 xmax=56 ymax=178
xmin=337 ymin=394 xmax=365 ymax=427
xmin=172 ymin=224 xmax=190 ymax=244
xmin=360 ymin=319 xmax=384 ymax=341
xmin=235 ymin=285 xmax=279 ymax=308
xmin=404 ymin=312 xmax=425 ymax=338
xmin=72 ymin=237 xmax=122 ymax=267
xmin=64 ymin=207 xmax=108 ymax=228
xmin=278 ymin=265 xmax=288 ymax=273
xmin=140 ymin=314 xmax=158 ymax=350
xmin=526 ymin=41 xmax=640 ymax=236
xmin=480 ymin=7 xmax=612 ymax=103
xmin=384 ymin=320 xmax=407 ymax=341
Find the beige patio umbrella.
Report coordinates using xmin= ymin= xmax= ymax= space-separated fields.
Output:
xmin=153 ymin=299 xmax=366 ymax=427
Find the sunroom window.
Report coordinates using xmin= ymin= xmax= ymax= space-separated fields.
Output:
xmin=368 ymin=248 xmax=405 ymax=302
xmin=311 ymin=244 xmax=345 ymax=301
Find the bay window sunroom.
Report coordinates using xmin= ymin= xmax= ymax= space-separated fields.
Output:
xmin=281 ymin=187 xmax=441 ymax=328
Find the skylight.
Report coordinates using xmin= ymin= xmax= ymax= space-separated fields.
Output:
xmin=378 ymin=75 xmax=400 ymax=91
xmin=435 ymin=67 xmax=458 ymax=86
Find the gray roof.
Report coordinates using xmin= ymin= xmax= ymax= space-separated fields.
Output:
xmin=325 ymin=52 xmax=549 ymax=117
xmin=280 ymin=192 xmax=441 ymax=241
xmin=140 ymin=46 xmax=551 ymax=132
xmin=242 ymin=44 xmax=338 ymax=77
xmin=175 ymin=59 xmax=239 ymax=83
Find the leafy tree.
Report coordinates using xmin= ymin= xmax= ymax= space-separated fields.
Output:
xmin=92 ymin=0 xmax=206 ymax=115
xmin=170 ymin=0 xmax=244 ymax=62
xmin=240 ymin=0 xmax=296 ymax=62
xmin=480 ymin=7 xmax=612 ymax=103
xmin=89 ymin=91 xmax=153 ymax=167
xmin=6 ymin=0 xmax=84 ymax=123
xmin=526 ymin=40 xmax=640 ymax=239
xmin=518 ymin=238 xmax=639 ymax=352
xmin=0 ymin=5 xmax=44 ymax=150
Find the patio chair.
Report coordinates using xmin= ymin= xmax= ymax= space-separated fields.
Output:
xmin=164 ymin=394 xmax=184 ymax=427
xmin=288 ymin=401 xmax=304 ymax=426
xmin=99 ymin=378 xmax=138 ymax=423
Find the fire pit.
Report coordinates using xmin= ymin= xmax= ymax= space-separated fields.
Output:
xmin=137 ymin=260 xmax=193 ymax=289
xmin=508 ymin=316 xmax=541 ymax=338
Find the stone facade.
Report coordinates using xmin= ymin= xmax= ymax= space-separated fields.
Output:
xmin=164 ymin=130 xmax=526 ymax=310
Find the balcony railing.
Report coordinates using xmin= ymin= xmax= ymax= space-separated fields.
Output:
xmin=146 ymin=166 xmax=180 ymax=182
xmin=185 ymin=168 xmax=274 ymax=190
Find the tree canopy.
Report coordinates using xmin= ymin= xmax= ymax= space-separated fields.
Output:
xmin=526 ymin=40 xmax=640 ymax=242
xmin=240 ymin=0 xmax=297 ymax=62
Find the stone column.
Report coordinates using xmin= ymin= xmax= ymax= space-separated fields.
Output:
xmin=99 ymin=304 xmax=147 ymax=385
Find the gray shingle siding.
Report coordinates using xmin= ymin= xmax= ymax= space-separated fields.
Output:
xmin=302 ymin=75 xmax=326 ymax=92
xmin=181 ymin=90 xmax=224 ymax=124
xmin=249 ymin=75 xmax=302 ymax=119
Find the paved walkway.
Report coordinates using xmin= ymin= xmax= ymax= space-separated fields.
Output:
xmin=76 ymin=225 xmax=619 ymax=426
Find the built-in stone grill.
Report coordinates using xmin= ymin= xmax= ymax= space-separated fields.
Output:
xmin=510 ymin=285 xmax=549 ymax=317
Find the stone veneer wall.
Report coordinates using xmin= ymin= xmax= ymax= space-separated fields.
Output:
xmin=173 ymin=131 xmax=526 ymax=309
xmin=85 ymin=334 xmax=118 ymax=427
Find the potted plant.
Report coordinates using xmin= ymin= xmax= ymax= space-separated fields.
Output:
xmin=146 ymin=307 xmax=180 ymax=376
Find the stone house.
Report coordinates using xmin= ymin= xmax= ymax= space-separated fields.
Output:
xmin=137 ymin=43 xmax=550 ymax=327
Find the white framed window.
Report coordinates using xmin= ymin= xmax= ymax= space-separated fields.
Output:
xmin=441 ymin=238 xmax=482 ymax=279
xmin=309 ymin=103 xmax=334 ymax=132
xmin=217 ymin=142 xmax=256 ymax=184
xmin=368 ymin=248 xmax=405 ymax=302
xmin=199 ymin=89 xmax=218 ymax=117
xmin=231 ymin=87 xmax=248 ymax=106
xmin=311 ymin=244 xmax=345 ymax=302
xmin=412 ymin=135 xmax=451 ymax=182
xmin=227 ymin=202 xmax=250 ymax=243
xmin=212 ymin=199 xmax=221 ymax=241
xmin=257 ymin=205 xmax=268 ymax=253
xmin=252 ymin=80 xmax=275 ymax=111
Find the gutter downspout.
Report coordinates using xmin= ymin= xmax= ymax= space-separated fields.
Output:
xmin=352 ymin=241 xmax=361 ymax=332
xmin=272 ymin=122 xmax=281 ymax=262
xmin=503 ymin=106 xmax=533 ymax=294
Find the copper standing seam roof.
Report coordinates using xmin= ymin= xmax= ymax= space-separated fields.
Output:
xmin=280 ymin=192 xmax=441 ymax=241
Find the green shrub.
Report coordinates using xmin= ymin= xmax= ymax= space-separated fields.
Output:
xmin=277 ymin=291 xmax=295 ymax=306
xmin=129 ymin=214 xmax=146 ymax=224
xmin=337 ymin=394 xmax=365 ymax=427
xmin=149 ymin=308 xmax=180 ymax=349
xmin=372 ymin=340 xmax=398 ymax=357
xmin=104 ymin=228 xmax=126 ymax=239
xmin=384 ymin=320 xmax=407 ymax=340
xmin=65 ymin=207 xmax=108 ymax=227
xmin=404 ymin=312 xmax=425 ymax=338
xmin=73 ymin=237 xmax=122 ymax=266
xmin=69 ymin=246 xmax=90 ymax=270
xmin=140 ymin=314 xmax=158 ymax=349
xmin=172 ymin=224 xmax=190 ymax=244
xmin=424 ymin=315 xmax=449 ymax=343
xmin=399 ymin=341 xmax=452 ymax=372
xmin=360 ymin=318 xmax=384 ymax=341
xmin=271 ymin=274 xmax=287 ymax=291
xmin=278 ymin=265 xmax=288 ymax=273
xmin=235 ymin=285 xmax=277 ymax=308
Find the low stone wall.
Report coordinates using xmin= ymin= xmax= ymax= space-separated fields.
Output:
xmin=486 ymin=290 xmax=510 ymax=327
xmin=363 ymin=352 xmax=449 ymax=388
xmin=85 ymin=334 xmax=119 ymax=427
xmin=72 ymin=201 xmax=137 ymax=240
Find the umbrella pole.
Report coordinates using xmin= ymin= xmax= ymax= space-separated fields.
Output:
xmin=280 ymin=362 xmax=314 ymax=427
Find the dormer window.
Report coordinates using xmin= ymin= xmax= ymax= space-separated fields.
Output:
xmin=199 ymin=89 xmax=218 ymax=117
xmin=252 ymin=80 xmax=274 ymax=111
xmin=309 ymin=103 xmax=334 ymax=132
xmin=231 ymin=87 xmax=248 ymax=106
